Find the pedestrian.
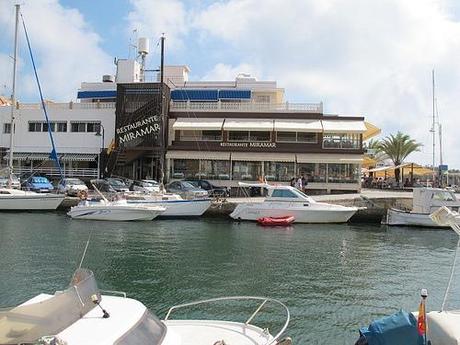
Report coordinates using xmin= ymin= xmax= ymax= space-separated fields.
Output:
xmin=296 ymin=175 xmax=303 ymax=190
xmin=290 ymin=177 xmax=296 ymax=187
xmin=301 ymin=174 xmax=308 ymax=192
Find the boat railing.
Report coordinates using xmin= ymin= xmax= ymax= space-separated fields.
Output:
xmin=99 ymin=289 xmax=127 ymax=298
xmin=164 ymin=296 xmax=290 ymax=345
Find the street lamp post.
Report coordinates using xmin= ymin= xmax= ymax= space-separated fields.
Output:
xmin=95 ymin=124 xmax=105 ymax=179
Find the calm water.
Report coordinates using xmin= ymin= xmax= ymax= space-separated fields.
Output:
xmin=1 ymin=213 xmax=460 ymax=344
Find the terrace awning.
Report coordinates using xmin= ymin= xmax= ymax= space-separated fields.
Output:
xmin=166 ymin=150 xmax=230 ymax=160
xmin=296 ymin=153 xmax=363 ymax=164
xmin=231 ymin=152 xmax=295 ymax=162
xmin=172 ymin=118 xmax=224 ymax=131
xmin=60 ymin=154 xmax=97 ymax=162
xmin=2 ymin=152 xmax=97 ymax=162
xmin=274 ymin=120 xmax=323 ymax=132
xmin=322 ymin=120 xmax=367 ymax=133
xmin=363 ymin=121 xmax=381 ymax=140
xmin=223 ymin=119 xmax=274 ymax=131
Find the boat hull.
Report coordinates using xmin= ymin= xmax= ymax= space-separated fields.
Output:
xmin=0 ymin=192 xmax=64 ymax=210
xmin=230 ymin=202 xmax=357 ymax=223
xmin=384 ymin=208 xmax=457 ymax=228
xmin=67 ymin=205 xmax=163 ymax=221
xmin=127 ymin=198 xmax=211 ymax=217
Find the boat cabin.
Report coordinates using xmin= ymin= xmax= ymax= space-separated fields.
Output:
xmin=266 ymin=186 xmax=316 ymax=203
xmin=412 ymin=188 xmax=460 ymax=214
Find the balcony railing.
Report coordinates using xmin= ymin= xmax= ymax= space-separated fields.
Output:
xmin=16 ymin=102 xmax=116 ymax=110
xmin=13 ymin=166 xmax=98 ymax=178
xmin=170 ymin=101 xmax=323 ymax=113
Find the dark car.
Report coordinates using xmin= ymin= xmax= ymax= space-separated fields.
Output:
xmin=105 ymin=177 xmax=130 ymax=192
xmin=165 ymin=181 xmax=209 ymax=200
xmin=184 ymin=179 xmax=229 ymax=197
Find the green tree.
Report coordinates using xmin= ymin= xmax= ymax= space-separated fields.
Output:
xmin=377 ymin=131 xmax=423 ymax=184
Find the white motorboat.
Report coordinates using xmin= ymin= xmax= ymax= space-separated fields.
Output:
xmin=0 ymin=269 xmax=291 ymax=345
xmin=383 ymin=187 xmax=460 ymax=227
xmin=230 ymin=185 xmax=358 ymax=223
xmin=0 ymin=188 xmax=64 ymax=210
xmin=68 ymin=199 xmax=165 ymax=221
xmin=126 ymin=192 xmax=211 ymax=217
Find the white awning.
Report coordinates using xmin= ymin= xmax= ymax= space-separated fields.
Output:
xmin=166 ymin=150 xmax=230 ymax=160
xmin=274 ymin=120 xmax=322 ymax=132
xmin=223 ymin=119 xmax=273 ymax=131
xmin=296 ymin=153 xmax=363 ymax=164
xmin=61 ymin=154 xmax=97 ymax=162
xmin=231 ymin=152 xmax=295 ymax=162
xmin=321 ymin=120 xmax=367 ymax=133
xmin=172 ymin=118 xmax=224 ymax=130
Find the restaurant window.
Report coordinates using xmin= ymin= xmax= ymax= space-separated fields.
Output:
xmin=179 ymin=130 xmax=200 ymax=141
xmin=3 ymin=123 xmax=11 ymax=134
xmin=71 ymin=122 xmax=86 ymax=133
xmin=297 ymin=163 xmax=327 ymax=182
xmin=264 ymin=162 xmax=294 ymax=182
xmin=86 ymin=122 xmax=100 ymax=133
xmin=276 ymin=131 xmax=296 ymax=142
xmin=327 ymin=163 xmax=360 ymax=183
xmin=57 ymin=122 xmax=67 ymax=132
xmin=28 ymin=122 xmax=42 ymax=132
xmin=42 ymin=122 xmax=56 ymax=132
xmin=297 ymin=132 xmax=317 ymax=143
xmin=70 ymin=122 xmax=100 ymax=133
xmin=201 ymin=130 xmax=222 ymax=141
xmin=249 ymin=131 xmax=271 ymax=142
xmin=228 ymin=131 xmax=250 ymax=142
xmin=171 ymin=159 xmax=199 ymax=179
xmin=232 ymin=161 xmax=262 ymax=180
xmin=200 ymin=160 xmax=230 ymax=179
xmin=323 ymin=133 xmax=360 ymax=149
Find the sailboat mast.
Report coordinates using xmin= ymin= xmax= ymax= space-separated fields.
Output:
xmin=7 ymin=4 xmax=20 ymax=184
xmin=431 ymin=69 xmax=436 ymax=184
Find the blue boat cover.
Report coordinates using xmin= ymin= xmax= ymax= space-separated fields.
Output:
xmin=359 ymin=310 xmax=423 ymax=345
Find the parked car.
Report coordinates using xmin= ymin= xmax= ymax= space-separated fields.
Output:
xmin=184 ymin=179 xmax=229 ymax=197
xmin=106 ymin=177 xmax=130 ymax=192
xmin=57 ymin=178 xmax=88 ymax=196
xmin=130 ymin=179 xmax=160 ymax=193
xmin=23 ymin=176 xmax=54 ymax=193
xmin=165 ymin=181 xmax=209 ymax=200
xmin=0 ymin=174 xmax=21 ymax=189
xmin=91 ymin=179 xmax=117 ymax=194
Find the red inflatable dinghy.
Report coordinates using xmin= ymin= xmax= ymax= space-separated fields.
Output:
xmin=257 ymin=216 xmax=295 ymax=226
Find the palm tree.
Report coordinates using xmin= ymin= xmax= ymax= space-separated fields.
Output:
xmin=377 ymin=131 xmax=423 ymax=184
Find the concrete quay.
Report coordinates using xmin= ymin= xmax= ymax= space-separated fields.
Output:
xmin=59 ymin=189 xmax=415 ymax=223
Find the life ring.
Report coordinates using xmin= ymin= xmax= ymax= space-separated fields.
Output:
xmin=77 ymin=190 xmax=88 ymax=200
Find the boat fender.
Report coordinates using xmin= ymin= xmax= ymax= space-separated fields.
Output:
xmin=78 ymin=190 xmax=88 ymax=200
xmin=276 ymin=337 xmax=293 ymax=345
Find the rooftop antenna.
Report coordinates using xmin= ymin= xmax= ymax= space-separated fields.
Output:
xmin=128 ymin=28 xmax=138 ymax=59
xmin=137 ymin=37 xmax=149 ymax=82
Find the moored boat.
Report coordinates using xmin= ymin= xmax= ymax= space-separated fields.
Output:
xmin=383 ymin=187 xmax=460 ymax=227
xmin=0 ymin=188 xmax=64 ymax=210
xmin=68 ymin=199 xmax=165 ymax=221
xmin=0 ymin=268 xmax=291 ymax=345
xmin=231 ymin=184 xmax=358 ymax=223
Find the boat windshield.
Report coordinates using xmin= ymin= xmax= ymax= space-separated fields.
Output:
xmin=0 ymin=269 xmax=99 ymax=344
xmin=271 ymin=189 xmax=301 ymax=199
xmin=114 ymin=310 xmax=166 ymax=344
xmin=433 ymin=191 xmax=457 ymax=202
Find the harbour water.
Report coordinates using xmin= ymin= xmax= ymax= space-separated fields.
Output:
xmin=1 ymin=213 xmax=460 ymax=344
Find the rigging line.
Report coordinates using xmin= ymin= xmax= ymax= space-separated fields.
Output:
xmin=20 ymin=12 xmax=63 ymax=180
xmin=78 ymin=229 xmax=93 ymax=269
xmin=441 ymin=236 xmax=460 ymax=311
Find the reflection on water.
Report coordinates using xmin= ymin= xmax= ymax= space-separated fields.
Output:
xmin=1 ymin=213 xmax=460 ymax=343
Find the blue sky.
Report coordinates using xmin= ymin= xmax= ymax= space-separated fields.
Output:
xmin=1 ymin=0 xmax=460 ymax=168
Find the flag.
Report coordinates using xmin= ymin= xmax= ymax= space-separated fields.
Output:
xmin=417 ymin=300 xmax=426 ymax=336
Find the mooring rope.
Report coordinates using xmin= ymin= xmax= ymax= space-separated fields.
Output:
xmin=441 ymin=236 xmax=460 ymax=311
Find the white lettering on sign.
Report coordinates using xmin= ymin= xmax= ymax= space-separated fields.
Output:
xmin=219 ymin=142 xmax=276 ymax=148
xmin=119 ymin=123 xmax=161 ymax=144
xmin=116 ymin=115 xmax=160 ymax=135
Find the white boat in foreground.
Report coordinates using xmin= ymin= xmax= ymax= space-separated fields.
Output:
xmin=126 ymin=192 xmax=211 ymax=217
xmin=0 ymin=269 xmax=291 ymax=345
xmin=0 ymin=188 xmax=64 ymax=210
xmin=383 ymin=187 xmax=460 ymax=227
xmin=230 ymin=185 xmax=358 ymax=223
xmin=68 ymin=199 xmax=165 ymax=221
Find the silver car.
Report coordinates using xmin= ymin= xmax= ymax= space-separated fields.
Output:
xmin=57 ymin=178 xmax=88 ymax=196
xmin=0 ymin=174 xmax=21 ymax=189
xmin=165 ymin=181 xmax=209 ymax=200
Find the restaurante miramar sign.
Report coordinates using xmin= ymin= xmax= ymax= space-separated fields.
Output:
xmin=117 ymin=115 xmax=161 ymax=145
xmin=220 ymin=142 xmax=276 ymax=148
